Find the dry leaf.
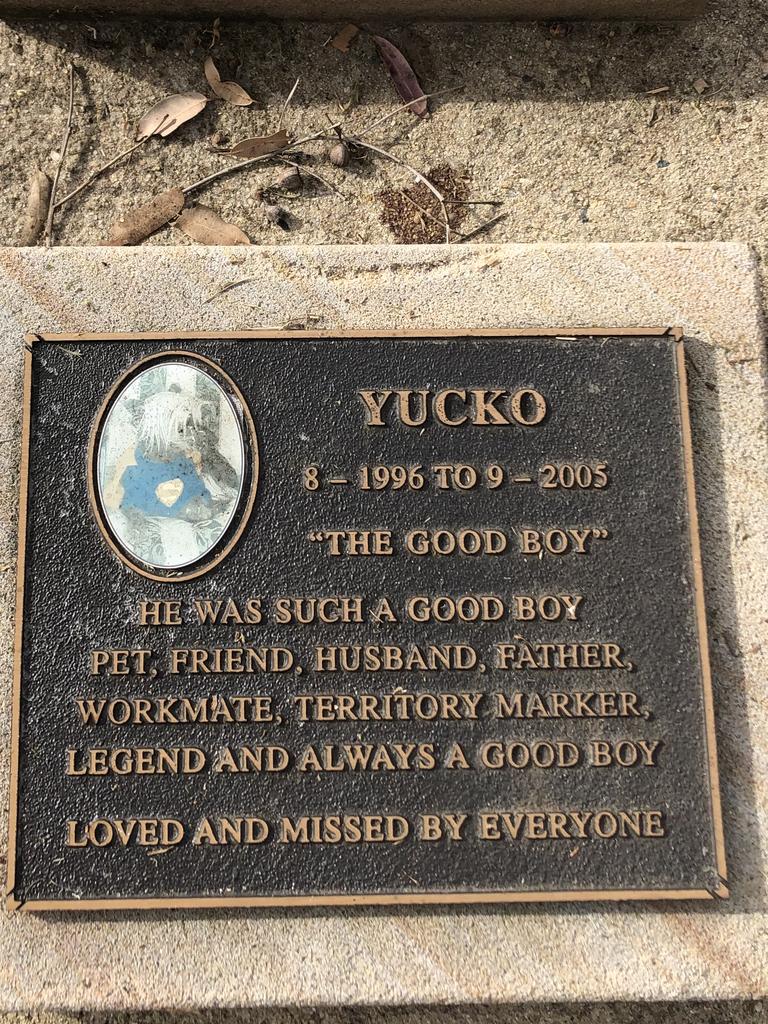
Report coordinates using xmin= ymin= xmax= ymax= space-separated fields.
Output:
xmin=480 ymin=253 xmax=503 ymax=268
xmin=175 ymin=205 xmax=251 ymax=245
xmin=331 ymin=24 xmax=359 ymax=53
xmin=105 ymin=188 xmax=185 ymax=245
xmin=204 ymin=57 xmax=254 ymax=107
xmin=373 ymin=35 xmax=427 ymax=117
xmin=136 ymin=92 xmax=208 ymax=140
xmin=693 ymin=77 xmax=709 ymax=95
xmin=226 ymin=129 xmax=290 ymax=158
xmin=20 ymin=169 xmax=51 ymax=246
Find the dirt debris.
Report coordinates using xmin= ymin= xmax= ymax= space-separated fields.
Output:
xmin=378 ymin=164 xmax=469 ymax=243
xmin=0 ymin=3 xmax=765 ymax=303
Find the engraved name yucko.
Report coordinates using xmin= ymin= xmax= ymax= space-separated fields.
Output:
xmin=357 ymin=388 xmax=548 ymax=428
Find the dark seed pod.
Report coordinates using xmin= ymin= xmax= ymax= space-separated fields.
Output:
xmin=263 ymin=203 xmax=291 ymax=231
xmin=329 ymin=142 xmax=351 ymax=168
xmin=275 ymin=165 xmax=302 ymax=192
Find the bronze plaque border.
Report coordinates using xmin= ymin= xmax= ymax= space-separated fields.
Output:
xmin=6 ymin=327 xmax=727 ymax=912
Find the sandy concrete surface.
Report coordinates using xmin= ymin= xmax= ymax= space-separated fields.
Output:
xmin=0 ymin=0 xmax=765 ymax=288
xmin=0 ymin=242 xmax=765 ymax=1014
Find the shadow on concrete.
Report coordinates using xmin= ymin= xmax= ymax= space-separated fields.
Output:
xmin=4 ymin=0 xmax=768 ymax=109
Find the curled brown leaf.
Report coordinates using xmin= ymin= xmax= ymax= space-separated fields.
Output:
xmin=204 ymin=57 xmax=254 ymax=107
xmin=225 ymin=129 xmax=290 ymax=158
xmin=176 ymin=205 xmax=251 ymax=245
xmin=331 ymin=24 xmax=359 ymax=53
xmin=136 ymin=92 xmax=208 ymax=140
xmin=373 ymin=35 xmax=428 ymax=117
xmin=105 ymin=188 xmax=185 ymax=245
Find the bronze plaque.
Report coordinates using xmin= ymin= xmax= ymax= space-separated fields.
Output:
xmin=7 ymin=329 xmax=727 ymax=911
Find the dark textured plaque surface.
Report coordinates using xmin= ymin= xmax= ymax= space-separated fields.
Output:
xmin=8 ymin=330 xmax=726 ymax=910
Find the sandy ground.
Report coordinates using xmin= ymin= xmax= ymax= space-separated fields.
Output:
xmin=0 ymin=1 xmax=766 ymax=291
xmin=0 ymin=1 xmax=767 ymax=1021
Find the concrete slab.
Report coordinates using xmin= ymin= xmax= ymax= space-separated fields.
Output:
xmin=0 ymin=1 xmax=708 ymax=21
xmin=0 ymin=242 xmax=765 ymax=1009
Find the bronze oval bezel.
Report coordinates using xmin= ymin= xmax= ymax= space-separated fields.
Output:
xmin=87 ymin=349 xmax=259 ymax=582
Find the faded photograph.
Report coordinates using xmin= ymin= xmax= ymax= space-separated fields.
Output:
xmin=97 ymin=361 xmax=244 ymax=569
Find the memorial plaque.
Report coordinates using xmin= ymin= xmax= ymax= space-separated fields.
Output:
xmin=7 ymin=329 xmax=727 ymax=910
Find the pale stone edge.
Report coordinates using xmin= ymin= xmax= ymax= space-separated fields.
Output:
xmin=0 ymin=243 xmax=765 ymax=1010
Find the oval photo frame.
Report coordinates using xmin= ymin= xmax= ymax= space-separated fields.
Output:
xmin=88 ymin=351 xmax=258 ymax=582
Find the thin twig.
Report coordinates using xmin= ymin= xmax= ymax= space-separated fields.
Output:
xmin=182 ymin=126 xmax=331 ymax=196
xmin=183 ymin=88 xmax=460 ymax=203
xmin=445 ymin=199 xmax=503 ymax=206
xmin=205 ymin=277 xmax=259 ymax=302
xmin=355 ymin=86 xmax=462 ymax=139
xmin=278 ymin=77 xmax=300 ymax=129
xmin=324 ymin=111 xmax=342 ymax=136
xmin=279 ymin=158 xmax=342 ymax=196
xmin=403 ymin=192 xmax=496 ymax=241
xmin=52 ymin=344 xmax=82 ymax=358
xmin=187 ymin=87 xmax=463 ymax=198
xmin=183 ymin=153 xmax=274 ymax=195
xmin=45 ymin=63 xmax=76 ymax=247
xmin=403 ymin=191 xmax=463 ymax=238
xmin=352 ymin=138 xmax=451 ymax=243
xmin=54 ymin=137 xmax=151 ymax=212
xmin=403 ymin=190 xmax=431 ymax=226
xmin=457 ymin=213 xmax=507 ymax=243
